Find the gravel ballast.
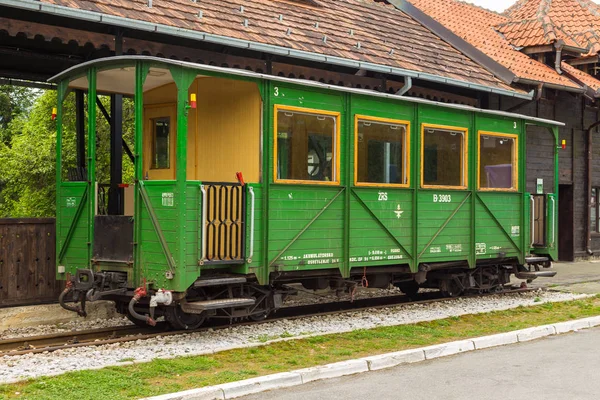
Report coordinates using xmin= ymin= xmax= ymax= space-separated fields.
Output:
xmin=0 ymin=290 xmax=587 ymax=384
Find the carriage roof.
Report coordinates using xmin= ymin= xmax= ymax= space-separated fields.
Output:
xmin=49 ymin=55 xmax=564 ymax=128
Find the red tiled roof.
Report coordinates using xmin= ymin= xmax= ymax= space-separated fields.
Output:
xmin=496 ymin=16 xmax=584 ymax=49
xmin=562 ymin=61 xmax=600 ymax=91
xmin=35 ymin=0 xmax=519 ymax=93
xmin=408 ymin=0 xmax=581 ymax=88
xmin=505 ymin=0 xmax=600 ymax=56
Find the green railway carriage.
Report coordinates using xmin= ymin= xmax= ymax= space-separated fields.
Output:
xmin=52 ymin=56 xmax=560 ymax=328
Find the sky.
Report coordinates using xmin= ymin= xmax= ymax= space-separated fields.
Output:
xmin=463 ymin=0 xmax=600 ymax=12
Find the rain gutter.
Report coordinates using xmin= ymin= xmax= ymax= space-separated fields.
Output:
xmin=561 ymin=70 xmax=600 ymax=100
xmin=512 ymin=77 xmax=585 ymax=94
xmin=0 ymin=0 xmax=532 ymax=100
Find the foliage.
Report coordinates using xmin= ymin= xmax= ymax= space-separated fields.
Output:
xmin=0 ymin=90 xmax=57 ymax=217
xmin=0 ymin=86 xmax=135 ymax=218
xmin=0 ymin=86 xmax=35 ymax=142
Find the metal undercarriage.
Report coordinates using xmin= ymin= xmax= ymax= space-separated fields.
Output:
xmin=59 ymin=256 xmax=555 ymax=330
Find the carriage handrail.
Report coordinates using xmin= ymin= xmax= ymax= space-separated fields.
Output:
xmin=247 ymin=186 xmax=255 ymax=263
xmin=530 ymin=195 xmax=535 ymax=248
xmin=549 ymin=196 xmax=556 ymax=248
xmin=200 ymin=184 xmax=207 ymax=262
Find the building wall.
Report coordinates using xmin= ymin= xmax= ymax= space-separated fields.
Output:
xmin=490 ymin=90 xmax=600 ymax=260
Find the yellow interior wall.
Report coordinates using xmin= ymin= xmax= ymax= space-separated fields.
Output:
xmin=142 ymin=77 xmax=261 ymax=182
xmin=195 ymin=77 xmax=261 ymax=183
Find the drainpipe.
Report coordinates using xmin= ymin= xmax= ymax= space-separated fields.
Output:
xmin=554 ymin=41 xmax=564 ymax=75
xmin=585 ymin=120 xmax=600 ymax=255
xmin=396 ymin=76 xmax=412 ymax=96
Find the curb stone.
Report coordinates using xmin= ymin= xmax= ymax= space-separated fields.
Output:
xmin=219 ymin=372 xmax=302 ymax=398
xmin=296 ymin=359 xmax=369 ymax=383
xmin=516 ymin=324 xmax=556 ymax=342
xmin=422 ymin=339 xmax=475 ymax=359
xmin=143 ymin=387 xmax=225 ymax=400
xmin=142 ymin=316 xmax=599 ymax=400
xmin=471 ymin=332 xmax=518 ymax=349
xmin=364 ymin=348 xmax=425 ymax=371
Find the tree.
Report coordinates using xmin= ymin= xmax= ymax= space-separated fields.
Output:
xmin=0 ymin=86 xmax=35 ymax=144
xmin=0 ymin=90 xmax=56 ymax=217
xmin=0 ymin=88 xmax=135 ymax=218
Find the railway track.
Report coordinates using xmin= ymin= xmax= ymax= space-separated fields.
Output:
xmin=0 ymin=287 xmax=534 ymax=356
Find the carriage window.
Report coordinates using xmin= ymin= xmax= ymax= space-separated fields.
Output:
xmin=276 ymin=107 xmax=338 ymax=183
xmin=151 ymin=117 xmax=170 ymax=169
xmin=356 ymin=117 xmax=408 ymax=186
xmin=478 ymin=133 xmax=517 ymax=190
xmin=422 ymin=125 xmax=467 ymax=188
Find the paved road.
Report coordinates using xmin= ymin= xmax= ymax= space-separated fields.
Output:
xmin=240 ymin=327 xmax=600 ymax=400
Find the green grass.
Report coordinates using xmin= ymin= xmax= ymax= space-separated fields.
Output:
xmin=1 ymin=295 xmax=599 ymax=400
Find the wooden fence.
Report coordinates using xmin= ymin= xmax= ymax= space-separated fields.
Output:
xmin=0 ymin=218 xmax=62 ymax=307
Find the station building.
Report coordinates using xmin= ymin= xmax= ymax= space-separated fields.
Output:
xmin=0 ymin=0 xmax=600 ymax=297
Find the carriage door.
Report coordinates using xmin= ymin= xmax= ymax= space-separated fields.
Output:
xmin=144 ymin=105 xmax=177 ymax=180
xmin=530 ymin=194 xmax=546 ymax=247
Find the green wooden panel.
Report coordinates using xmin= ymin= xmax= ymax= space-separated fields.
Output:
xmin=267 ymin=186 xmax=344 ymax=271
xmin=349 ymin=188 xmax=413 ymax=268
xmin=56 ymin=182 xmax=89 ymax=276
xmin=417 ymin=191 xmax=472 ymax=262
xmin=474 ymin=193 xmax=522 ymax=259
xmin=138 ymin=182 xmax=182 ymax=289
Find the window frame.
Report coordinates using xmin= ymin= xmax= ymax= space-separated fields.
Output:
xmin=477 ymin=131 xmax=519 ymax=192
xmin=273 ymin=104 xmax=341 ymax=185
xmin=151 ymin=116 xmax=171 ymax=170
xmin=353 ymin=114 xmax=411 ymax=188
xmin=420 ymin=123 xmax=469 ymax=190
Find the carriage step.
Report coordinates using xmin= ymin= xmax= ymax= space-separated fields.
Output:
xmin=515 ymin=271 xmax=557 ymax=280
xmin=525 ymin=256 xmax=549 ymax=264
xmin=193 ymin=277 xmax=247 ymax=287
xmin=181 ymin=298 xmax=256 ymax=313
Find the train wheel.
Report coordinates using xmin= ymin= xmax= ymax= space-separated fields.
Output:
xmin=249 ymin=311 xmax=269 ymax=322
xmin=165 ymin=306 xmax=206 ymax=330
xmin=440 ymin=278 xmax=463 ymax=298
xmin=396 ymin=281 xmax=420 ymax=297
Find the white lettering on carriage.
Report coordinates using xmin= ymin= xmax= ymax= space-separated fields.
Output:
xmin=162 ymin=192 xmax=174 ymax=207
xmin=475 ymin=242 xmax=487 ymax=255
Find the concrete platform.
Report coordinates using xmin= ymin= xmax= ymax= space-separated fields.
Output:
xmin=524 ymin=260 xmax=600 ymax=294
xmin=0 ymin=301 xmax=118 ymax=332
